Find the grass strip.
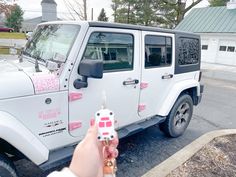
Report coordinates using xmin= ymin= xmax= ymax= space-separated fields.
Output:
xmin=0 ymin=32 xmax=26 ymax=39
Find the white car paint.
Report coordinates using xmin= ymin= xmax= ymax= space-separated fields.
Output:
xmin=0 ymin=111 xmax=48 ymax=165
xmin=139 ymin=31 xmax=175 ymax=119
xmin=0 ymin=21 xmax=202 ymax=167
xmin=68 ymin=27 xmax=141 ymax=138
xmin=159 ymin=79 xmax=200 ymax=116
xmin=0 ymin=60 xmax=34 ymax=99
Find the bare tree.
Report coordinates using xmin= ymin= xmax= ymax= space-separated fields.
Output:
xmin=0 ymin=1 xmax=15 ymax=18
xmin=163 ymin=0 xmax=203 ymax=25
xmin=63 ymin=0 xmax=87 ymax=20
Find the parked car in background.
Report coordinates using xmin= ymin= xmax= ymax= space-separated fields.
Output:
xmin=0 ymin=26 xmax=14 ymax=32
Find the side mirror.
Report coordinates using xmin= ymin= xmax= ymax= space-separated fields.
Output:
xmin=78 ymin=59 xmax=103 ymax=78
xmin=74 ymin=59 xmax=103 ymax=89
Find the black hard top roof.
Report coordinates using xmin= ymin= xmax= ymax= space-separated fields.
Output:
xmin=88 ymin=22 xmax=197 ymax=37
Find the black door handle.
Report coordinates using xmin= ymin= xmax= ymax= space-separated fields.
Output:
xmin=123 ymin=79 xmax=139 ymax=85
xmin=162 ymin=74 xmax=173 ymax=79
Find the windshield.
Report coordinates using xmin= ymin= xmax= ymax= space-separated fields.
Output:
xmin=24 ymin=24 xmax=80 ymax=63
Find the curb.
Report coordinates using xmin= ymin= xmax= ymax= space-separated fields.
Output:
xmin=142 ymin=129 xmax=236 ymax=177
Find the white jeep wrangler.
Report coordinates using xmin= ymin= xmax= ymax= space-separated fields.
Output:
xmin=0 ymin=21 xmax=203 ymax=176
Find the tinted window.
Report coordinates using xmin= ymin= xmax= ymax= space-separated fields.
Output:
xmin=219 ymin=46 xmax=226 ymax=51
xmin=227 ymin=46 xmax=235 ymax=52
xmin=145 ymin=35 xmax=172 ymax=68
xmin=178 ymin=38 xmax=199 ymax=65
xmin=202 ymin=45 xmax=208 ymax=50
xmin=83 ymin=32 xmax=133 ymax=71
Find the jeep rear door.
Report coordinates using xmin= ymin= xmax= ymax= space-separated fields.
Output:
xmin=138 ymin=31 xmax=175 ymax=119
xmin=68 ymin=27 xmax=141 ymax=138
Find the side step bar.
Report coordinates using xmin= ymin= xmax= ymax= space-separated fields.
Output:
xmin=40 ymin=146 xmax=75 ymax=171
xmin=39 ymin=115 xmax=166 ymax=171
xmin=118 ymin=115 xmax=166 ymax=139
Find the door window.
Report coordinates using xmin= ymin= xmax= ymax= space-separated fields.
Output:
xmin=145 ymin=35 xmax=172 ymax=68
xmin=83 ymin=32 xmax=134 ymax=71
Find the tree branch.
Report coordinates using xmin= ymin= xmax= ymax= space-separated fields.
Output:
xmin=63 ymin=0 xmax=86 ymax=20
xmin=63 ymin=0 xmax=76 ymax=20
xmin=184 ymin=0 xmax=202 ymax=13
xmin=162 ymin=0 xmax=177 ymax=6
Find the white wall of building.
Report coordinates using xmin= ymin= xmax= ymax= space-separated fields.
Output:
xmin=200 ymin=33 xmax=236 ymax=66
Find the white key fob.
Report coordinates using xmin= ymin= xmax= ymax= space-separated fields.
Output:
xmin=95 ymin=108 xmax=115 ymax=141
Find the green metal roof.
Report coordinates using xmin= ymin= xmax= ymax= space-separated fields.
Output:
xmin=175 ymin=7 xmax=236 ymax=33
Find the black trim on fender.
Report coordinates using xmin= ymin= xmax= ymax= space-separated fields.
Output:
xmin=200 ymin=84 xmax=204 ymax=93
xmin=195 ymin=85 xmax=204 ymax=105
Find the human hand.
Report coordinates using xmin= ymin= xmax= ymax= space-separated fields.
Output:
xmin=69 ymin=119 xmax=119 ymax=177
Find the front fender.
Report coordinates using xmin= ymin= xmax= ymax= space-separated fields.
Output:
xmin=158 ymin=80 xmax=200 ymax=116
xmin=0 ymin=111 xmax=49 ymax=165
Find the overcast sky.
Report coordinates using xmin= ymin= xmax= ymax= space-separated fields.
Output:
xmin=13 ymin=0 xmax=209 ymax=21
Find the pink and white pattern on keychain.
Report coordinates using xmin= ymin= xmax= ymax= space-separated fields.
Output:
xmin=31 ymin=74 xmax=60 ymax=94
xmin=140 ymin=82 xmax=149 ymax=89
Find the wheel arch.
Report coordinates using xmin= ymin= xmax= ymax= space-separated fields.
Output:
xmin=0 ymin=111 xmax=49 ymax=165
xmin=0 ymin=138 xmax=25 ymax=160
xmin=158 ymin=80 xmax=200 ymax=116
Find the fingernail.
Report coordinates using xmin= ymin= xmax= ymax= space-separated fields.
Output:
xmin=90 ymin=118 xmax=95 ymax=126
xmin=114 ymin=149 xmax=119 ymax=158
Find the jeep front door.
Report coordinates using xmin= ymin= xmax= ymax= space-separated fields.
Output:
xmin=68 ymin=28 xmax=141 ymax=138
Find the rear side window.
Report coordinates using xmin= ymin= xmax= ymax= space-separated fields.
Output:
xmin=175 ymin=34 xmax=200 ymax=74
xmin=178 ymin=37 xmax=199 ymax=65
xmin=145 ymin=35 xmax=172 ymax=68
xmin=83 ymin=32 xmax=134 ymax=72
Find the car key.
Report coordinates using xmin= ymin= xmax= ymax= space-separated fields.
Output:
xmin=95 ymin=108 xmax=115 ymax=141
xmin=95 ymin=92 xmax=117 ymax=177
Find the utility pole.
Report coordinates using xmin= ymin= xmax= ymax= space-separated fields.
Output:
xmin=91 ymin=8 xmax=93 ymax=21
xmin=83 ymin=0 xmax=87 ymax=20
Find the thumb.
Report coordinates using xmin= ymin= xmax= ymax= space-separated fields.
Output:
xmin=84 ymin=119 xmax=98 ymax=140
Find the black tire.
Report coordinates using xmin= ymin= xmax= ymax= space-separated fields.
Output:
xmin=159 ymin=94 xmax=193 ymax=138
xmin=0 ymin=153 xmax=18 ymax=177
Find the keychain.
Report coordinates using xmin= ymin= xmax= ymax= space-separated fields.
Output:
xmin=103 ymin=140 xmax=117 ymax=177
xmin=95 ymin=92 xmax=117 ymax=177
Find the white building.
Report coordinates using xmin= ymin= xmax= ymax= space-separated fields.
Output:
xmin=176 ymin=0 xmax=236 ymax=66
xmin=22 ymin=0 xmax=59 ymax=32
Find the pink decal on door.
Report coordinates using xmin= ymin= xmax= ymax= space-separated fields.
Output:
xmin=140 ymin=82 xmax=149 ymax=89
xmin=69 ymin=92 xmax=83 ymax=102
xmin=31 ymin=74 xmax=60 ymax=94
xmin=69 ymin=121 xmax=82 ymax=131
xmin=138 ymin=104 xmax=146 ymax=112
xmin=38 ymin=108 xmax=61 ymax=120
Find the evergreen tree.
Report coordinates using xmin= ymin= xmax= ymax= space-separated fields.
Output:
xmin=111 ymin=0 xmax=136 ymax=24
xmin=111 ymin=0 xmax=203 ymax=28
xmin=209 ymin=0 xmax=228 ymax=6
xmin=135 ymin=0 xmax=157 ymax=26
xmin=5 ymin=4 xmax=23 ymax=32
xmin=97 ymin=8 xmax=108 ymax=21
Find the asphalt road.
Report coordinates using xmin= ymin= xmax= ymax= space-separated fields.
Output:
xmin=15 ymin=76 xmax=236 ymax=177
